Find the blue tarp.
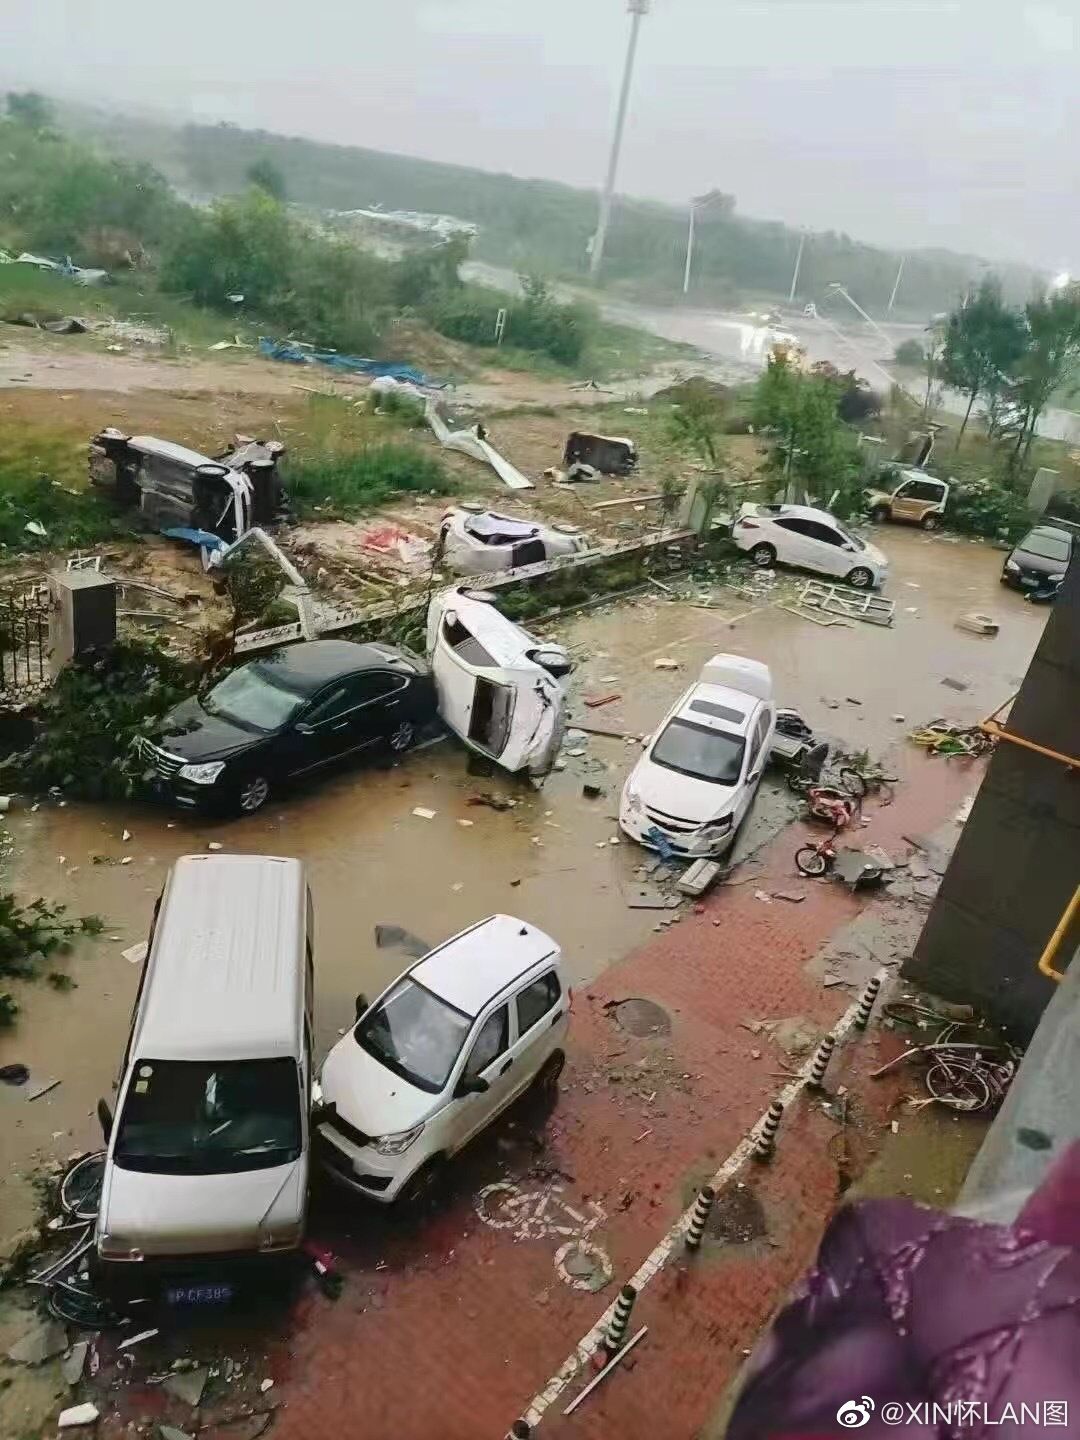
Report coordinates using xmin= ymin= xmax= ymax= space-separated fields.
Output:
xmin=258 ymin=338 xmax=439 ymax=388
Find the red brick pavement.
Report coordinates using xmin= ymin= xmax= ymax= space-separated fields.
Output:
xmin=93 ymin=752 xmax=973 ymax=1440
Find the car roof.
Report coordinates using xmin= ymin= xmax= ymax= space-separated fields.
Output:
xmin=410 ymin=914 xmax=560 ymax=1018
xmin=770 ymin=503 xmax=842 ymax=525
xmin=251 ymin=639 xmax=410 ymax=695
xmin=676 ymin=682 xmax=758 ymax=736
xmin=134 ymin=855 xmax=306 ymax=1062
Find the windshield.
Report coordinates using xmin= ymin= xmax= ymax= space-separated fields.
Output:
xmin=834 ymin=522 xmax=865 ymax=550
xmin=651 ymin=717 xmax=746 ymax=785
xmin=354 ymin=977 xmax=471 ymax=1094
xmin=113 ymin=1058 xmax=302 ymax=1175
xmin=203 ymin=665 xmax=306 ymax=733
xmin=1020 ymin=531 xmax=1071 ymax=563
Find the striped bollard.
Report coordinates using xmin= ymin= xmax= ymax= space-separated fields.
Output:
xmin=855 ymin=976 xmax=882 ymax=1030
xmin=685 ymin=1185 xmax=716 ymax=1251
xmin=806 ymin=1034 xmax=835 ymax=1090
xmin=753 ymin=1099 xmax=784 ymax=1162
xmin=605 ymin=1283 xmax=637 ymax=1354
xmin=507 ymin=1422 xmax=531 ymax=1440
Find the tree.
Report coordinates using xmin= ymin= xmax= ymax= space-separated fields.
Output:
xmin=941 ymin=278 xmax=1026 ymax=446
xmin=893 ymin=338 xmax=924 ymax=367
xmin=5 ymin=91 xmax=53 ymax=131
xmin=246 ymin=158 xmax=287 ymax=201
xmin=1010 ymin=285 xmax=1080 ymax=462
xmin=751 ymin=352 xmax=865 ymax=514
xmin=920 ymin=320 xmax=948 ymax=421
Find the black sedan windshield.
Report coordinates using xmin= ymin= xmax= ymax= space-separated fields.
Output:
xmin=1020 ymin=530 xmax=1071 ymax=564
xmin=203 ymin=665 xmax=307 ymax=733
xmin=651 ymin=717 xmax=746 ymax=785
xmin=114 ymin=1058 xmax=302 ymax=1175
xmin=355 ymin=978 xmax=471 ymax=1094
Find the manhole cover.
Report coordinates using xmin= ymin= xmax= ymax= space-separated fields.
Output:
xmin=613 ymin=998 xmax=671 ymax=1037
xmin=708 ymin=1185 xmax=768 ymax=1244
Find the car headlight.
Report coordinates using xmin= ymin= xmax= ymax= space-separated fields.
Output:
xmin=703 ymin=814 xmax=733 ymax=835
xmin=178 ymin=761 xmax=226 ymax=785
xmin=98 ymin=1237 xmax=144 ymax=1262
xmin=1005 ymin=559 xmax=1020 ymax=573
xmin=1049 ymin=573 xmax=1065 ymax=583
xmin=373 ymin=1124 xmax=424 ymax=1156
xmin=623 ymin=783 xmax=643 ymax=816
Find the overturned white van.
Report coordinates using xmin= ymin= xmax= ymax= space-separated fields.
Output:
xmin=426 ymin=588 xmax=571 ymax=777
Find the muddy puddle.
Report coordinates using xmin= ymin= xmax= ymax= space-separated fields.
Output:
xmin=0 ymin=529 xmax=1045 ymax=1246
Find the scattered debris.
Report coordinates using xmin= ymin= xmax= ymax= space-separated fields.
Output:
xmin=163 ymin=1366 xmax=209 ymax=1408
xmin=122 ymin=941 xmax=149 ymax=965
xmin=26 ymin=1077 xmax=61 ymax=1102
xmin=955 ymin=612 xmax=999 ymax=635
xmin=563 ymin=1327 xmax=649 ymax=1416
xmin=260 ymin=1378 xmax=275 ymax=1393
xmin=61 ymin=1341 xmax=89 ymax=1386
xmin=411 ymin=806 xmax=437 ymax=820
xmin=941 ymin=677 xmax=970 ymax=692
xmin=117 ymin=1327 xmax=159 ymax=1349
xmin=563 ymin=431 xmax=638 ymax=476
xmin=652 ymin=658 xmax=680 ymax=671
xmin=677 ymin=858 xmax=724 ymax=897
xmin=753 ymin=890 xmax=774 ymax=904
xmin=425 ymin=401 xmax=533 ymax=490
xmin=771 ymin=891 xmax=806 ymax=904
xmin=58 ymin=1403 xmax=100 ymax=1430
xmin=584 ymin=693 xmax=621 ymax=709
xmin=467 ymin=792 xmax=516 ymax=812
xmin=7 ymin=1319 xmax=68 ymax=1365
xmin=207 ymin=842 xmax=223 ymax=852
xmin=792 ymin=580 xmax=896 ymax=627
xmin=582 ymin=782 xmax=605 ymax=799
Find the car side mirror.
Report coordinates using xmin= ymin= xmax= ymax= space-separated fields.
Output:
xmin=844 ymin=542 xmax=856 ymax=551
xmin=295 ymin=722 xmax=314 ymax=736
xmin=455 ymin=1074 xmax=489 ymax=1098
xmin=97 ymin=1097 xmax=113 ymax=1142
xmin=354 ymin=993 xmax=369 ymax=1021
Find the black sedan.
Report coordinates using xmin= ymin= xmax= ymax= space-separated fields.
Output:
xmin=1001 ymin=524 xmax=1074 ymax=598
xmin=138 ymin=640 xmax=437 ymax=815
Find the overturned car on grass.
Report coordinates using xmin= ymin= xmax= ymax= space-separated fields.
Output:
xmin=426 ymin=587 xmax=572 ymax=778
xmin=437 ymin=505 xmax=588 ymax=577
xmin=89 ymin=431 xmax=287 ymax=543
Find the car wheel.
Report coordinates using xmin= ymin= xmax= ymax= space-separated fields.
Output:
xmin=870 ymin=505 xmax=890 ymax=524
xmin=236 ymin=775 xmax=271 ymax=815
xmin=397 ymin=1155 xmax=447 ymax=1211
xmin=750 ymin=542 xmax=777 ymax=569
xmin=845 ymin=566 xmax=875 ymax=590
xmin=388 ymin=719 xmax=416 ymax=753
xmin=920 ymin=512 xmax=941 ymax=531
xmin=534 ymin=1050 xmax=565 ymax=1099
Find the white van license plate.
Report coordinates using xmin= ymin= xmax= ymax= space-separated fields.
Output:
xmin=166 ymin=1282 xmax=234 ymax=1306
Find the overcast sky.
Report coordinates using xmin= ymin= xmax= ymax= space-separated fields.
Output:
xmin=3 ymin=0 xmax=1077 ymax=270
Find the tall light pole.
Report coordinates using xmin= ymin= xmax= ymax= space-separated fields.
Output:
xmin=683 ymin=188 xmax=727 ymax=296
xmin=788 ymin=230 xmax=806 ymax=304
xmin=886 ymin=255 xmax=905 ymax=313
xmin=826 ymin=281 xmax=894 ymax=349
xmin=589 ymin=0 xmax=650 ymax=282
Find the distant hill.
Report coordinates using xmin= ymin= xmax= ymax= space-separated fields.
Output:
xmin=60 ymin=99 xmax=1042 ymax=320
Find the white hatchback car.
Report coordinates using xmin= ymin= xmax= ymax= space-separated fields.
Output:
xmin=732 ymin=503 xmax=888 ymax=590
xmin=620 ymin=654 xmax=776 ymax=858
xmin=316 ymin=916 xmax=568 ymax=1205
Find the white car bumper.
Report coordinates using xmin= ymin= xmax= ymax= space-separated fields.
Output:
xmin=316 ymin=1120 xmax=414 ymax=1204
xmin=618 ymin=797 xmax=733 ymax=859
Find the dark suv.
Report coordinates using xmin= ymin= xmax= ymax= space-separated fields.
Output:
xmin=139 ymin=640 xmax=437 ymax=815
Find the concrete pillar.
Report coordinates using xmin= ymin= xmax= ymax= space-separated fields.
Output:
xmin=1027 ymin=467 xmax=1059 ymax=517
xmin=48 ymin=570 xmax=117 ymax=677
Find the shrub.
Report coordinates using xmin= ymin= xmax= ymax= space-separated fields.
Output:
xmin=947 ymin=478 xmax=1031 ymax=542
xmin=1 ymin=640 xmax=198 ymax=801
xmin=286 ymin=442 xmax=455 ymax=517
xmin=894 ymin=338 xmax=925 ymax=367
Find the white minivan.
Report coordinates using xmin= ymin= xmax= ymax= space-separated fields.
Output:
xmin=94 ymin=855 xmax=313 ymax=1294
xmin=316 ymin=915 xmax=568 ymax=1205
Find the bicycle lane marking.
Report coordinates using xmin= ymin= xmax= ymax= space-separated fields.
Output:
xmin=517 ymin=972 xmax=889 ymax=1430
xmin=476 ymin=1181 xmax=614 ymax=1291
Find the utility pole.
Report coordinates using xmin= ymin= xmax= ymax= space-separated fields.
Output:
xmin=683 ymin=204 xmax=697 ymax=296
xmin=887 ymin=255 xmax=905 ymax=314
xmin=590 ymin=0 xmax=649 ymax=282
xmin=788 ymin=231 xmax=806 ymax=304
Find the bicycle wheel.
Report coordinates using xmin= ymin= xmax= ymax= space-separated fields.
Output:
xmin=48 ymin=1276 xmax=122 ymax=1330
xmin=925 ymin=1058 xmax=991 ymax=1112
xmin=60 ymin=1151 xmax=107 ymax=1221
xmin=28 ymin=1226 xmax=93 ymax=1287
xmin=839 ymin=768 xmax=868 ymax=798
xmin=795 ymin=845 xmax=829 ymax=877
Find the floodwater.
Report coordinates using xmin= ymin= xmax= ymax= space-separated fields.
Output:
xmin=0 ymin=529 xmax=1046 ymax=1242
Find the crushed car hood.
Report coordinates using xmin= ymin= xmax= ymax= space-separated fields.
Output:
xmin=630 ymin=753 xmax=738 ymax=825
xmin=97 ymin=1158 xmax=305 ymax=1256
xmin=320 ymin=1034 xmax=438 ymax=1137
xmin=155 ymin=698 xmax=259 ymax=762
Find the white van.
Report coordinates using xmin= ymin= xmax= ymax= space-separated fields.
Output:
xmin=94 ymin=855 xmax=313 ymax=1291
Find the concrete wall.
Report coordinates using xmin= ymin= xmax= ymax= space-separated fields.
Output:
xmin=904 ymin=554 xmax=1080 ymax=1039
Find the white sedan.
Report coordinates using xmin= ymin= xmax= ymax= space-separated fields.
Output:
xmin=619 ymin=654 xmax=775 ymax=858
xmin=732 ymin=503 xmax=888 ymax=590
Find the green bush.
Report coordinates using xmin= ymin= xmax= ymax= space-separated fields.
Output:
xmin=0 ymin=471 xmax=128 ymax=551
xmin=894 ymin=338 xmax=925 ymax=367
xmin=2 ymin=640 xmax=197 ymax=801
xmin=946 ymin=478 xmax=1031 ymax=542
xmin=286 ymin=442 xmax=455 ymax=517
xmin=430 ymin=276 xmax=591 ymax=366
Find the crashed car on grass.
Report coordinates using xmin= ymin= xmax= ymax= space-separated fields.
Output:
xmin=620 ymin=654 xmax=776 ymax=858
xmin=438 ymin=506 xmax=588 ymax=576
xmin=426 ymin=587 xmax=572 ymax=778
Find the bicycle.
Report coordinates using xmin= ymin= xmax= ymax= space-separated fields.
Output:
xmin=795 ymin=832 xmax=883 ymax=884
